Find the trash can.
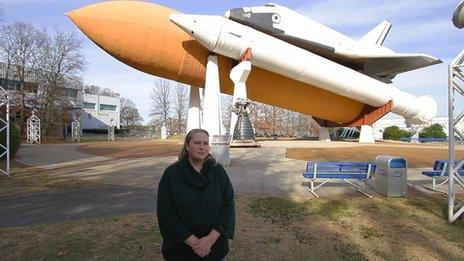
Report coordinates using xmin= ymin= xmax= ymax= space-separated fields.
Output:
xmin=374 ymin=155 xmax=407 ymax=197
xmin=210 ymin=135 xmax=231 ymax=167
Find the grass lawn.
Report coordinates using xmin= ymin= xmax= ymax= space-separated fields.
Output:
xmin=1 ymin=190 xmax=464 ymax=260
xmin=0 ymin=166 xmax=97 ymax=197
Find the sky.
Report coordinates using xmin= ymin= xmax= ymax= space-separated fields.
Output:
xmin=1 ymin=0 xmax=463 ymax=124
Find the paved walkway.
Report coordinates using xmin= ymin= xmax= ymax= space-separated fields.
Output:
xmin=17 ymin=144 xmax=110 ymax=169
xmin=1 ymin=140 xmax=451 ymax=228
xmin=0 ymin=185 xmax=155 ymax=227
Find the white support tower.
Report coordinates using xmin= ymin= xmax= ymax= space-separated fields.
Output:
xmin=26 ymin=111 xmax=41 ymax=144
xmin=359 ymin=125 xmax=375 ymax=143
xmin=72 ymin=117 xmax=81 ymax=143
xmin=409 ymin=123 xmax=426 ymax=143
xmin=318 ymin=127 xmax=331 ymax=141
xmin=0 ymin=86 xmax=10 ymax=176
xmin=108 ymin=118 xmax=115 ymax=141
xmin=309 ymin=117 xmax=331 ymax=141
xmin=187 ymin=85 xmax=202 ymax=133
xmin=448 ymin=49 xmax=464 ymax=222
xmin=229 ymin=60 xmax=251 ymax=136
xmin=202 ymin=55 xmax=224 ymax=140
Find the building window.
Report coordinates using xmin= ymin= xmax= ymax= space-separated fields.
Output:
xmin=67 ymin=89 xmax=78 ymax=99
xmin=83 ymin=102 xmax=95 ymax=109
xmin=100 ymin=104 xmax=117 ymax=111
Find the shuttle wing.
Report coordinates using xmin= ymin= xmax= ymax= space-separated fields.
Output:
xmin=359 ymin=54 xmax=442 ymax=78
xmin=272 ymin=32 xmax=441 ymax=80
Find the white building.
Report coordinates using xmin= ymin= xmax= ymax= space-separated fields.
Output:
xmin=81 ymin=93 xmax=120 ymax=130
xmin=372 ymin=116 xmax=464 ymax=139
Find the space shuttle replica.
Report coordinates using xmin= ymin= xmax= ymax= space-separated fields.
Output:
xmin=67 ymin=1 xmax=441 ymax=141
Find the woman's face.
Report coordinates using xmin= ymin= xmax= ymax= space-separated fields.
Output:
xmin=187 ymin=132 xmax=210 ymax=162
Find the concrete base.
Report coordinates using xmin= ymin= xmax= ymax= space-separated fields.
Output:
xmin=319 ymin=127 xmax=331 ymax=141
xmin=230 ymin=140 xmax=261 ymax=148
xmin=359 ymin=125 xmax=375 ymax=143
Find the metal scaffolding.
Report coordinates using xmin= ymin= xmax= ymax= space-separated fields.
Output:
xmin=26 ymin=111 xmax=41 ymax=144
xmin=72 ymin=117 xmax=81 ymax=143
xmin=0 ymin=86 xmax=10 ymax=176
xmin=108 ymin=118 xmax=115 ymax=141
xmin=448 ymin=49 xmax=464 ymax=222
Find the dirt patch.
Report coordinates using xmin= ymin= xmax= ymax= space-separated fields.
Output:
xmin=286 ymin=145 xmax=464 ymax=168
xmin=76 ymin=140 xmax=182 ymax=159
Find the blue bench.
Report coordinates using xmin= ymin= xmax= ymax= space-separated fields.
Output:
xmin=303 ymin=161 xmax=376 ymax=198
xmin=422 ymin=160 xmax=464 ymax=192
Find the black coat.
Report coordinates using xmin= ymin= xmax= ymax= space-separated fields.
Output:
xmin=157 ymin=157 xmax=235 ymax=261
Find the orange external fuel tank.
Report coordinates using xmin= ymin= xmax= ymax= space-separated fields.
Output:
xmin=68 ymin=1 xmax=367 ymax=124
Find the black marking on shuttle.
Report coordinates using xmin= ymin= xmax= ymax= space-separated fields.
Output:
xmin=228 ymin=8 xmax=334 ymax=56
xmin=228 ymin=8 xmax=284 ymax=35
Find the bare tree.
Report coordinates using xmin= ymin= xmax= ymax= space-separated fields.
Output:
xmin=84 ymin=84 xmax=102 ymax=94
xmin=0 ymin=24 xmax=19 ymax=88
xmin=100 ymin=87 xmax=119 ymax=97
xmin=0 ymin=22 xmax=46 ymax=132
xmin=173 ymin=83 xmax=188 ymax=134
xmin=83 ymin=84 xmax=118 ymax=97
xmin=120 ymin=97 xmax=143 ymax=126
xmin=149 ymin=78 xmax=172 ymax=130
xmin=248 ymin=100 xmax=319 ymax=138
xmin=37 ymin=28 xmax=85 ymax=137
xmin=249 ymin=102 xmax=270 ymax=136
xmin=221 ymin=94 xmax=233 ymax=133
xmin=280 ymin=109 xmax=293 ymax=137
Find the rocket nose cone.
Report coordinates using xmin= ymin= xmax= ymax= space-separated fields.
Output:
xmin=66 ymin=9 xmax=79 ymax=24
xmin=224 ymin=10 xmax=230 ymax=18
xmin=169 ymin=14 xmax=192 ymax=34
xmin=66 ymin=1 xmax=209 ymax=87
xmin=169 ymin=14 xmax=221 ymax=51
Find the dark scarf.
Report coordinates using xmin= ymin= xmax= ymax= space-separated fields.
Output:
xmin=181 ymin=156 xmax=213 ymax=189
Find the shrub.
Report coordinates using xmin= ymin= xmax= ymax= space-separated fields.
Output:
xmin=0 ymin=122 xmax=21 ymax=159
xmin=419 ymin=124 xmax=447 ymax=139
xmin=383 ymin=125 xmax=413 ymax=140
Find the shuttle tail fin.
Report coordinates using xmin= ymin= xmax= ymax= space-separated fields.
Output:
xmin=359 ymin=20 xmax=392 ymax=46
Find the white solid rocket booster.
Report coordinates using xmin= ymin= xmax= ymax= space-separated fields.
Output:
xmin=169 ymin=14 xmax=437 ymax=124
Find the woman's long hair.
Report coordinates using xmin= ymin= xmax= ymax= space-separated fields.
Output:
xmin=176 ymin=128 xmax=216 ymax=165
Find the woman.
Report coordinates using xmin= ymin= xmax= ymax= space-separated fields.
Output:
xmin=157 ymin=129 xmax=235 ymax=260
